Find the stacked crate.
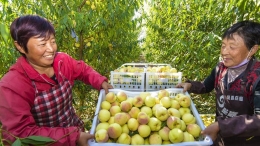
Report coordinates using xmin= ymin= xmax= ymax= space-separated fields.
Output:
xmin=110 ymin=63 xmax=182 ymax=91
xmin=110 ymin=63 xmax=147 ymax=91
xmin=145 ymin=64 xmax=182 ymax=91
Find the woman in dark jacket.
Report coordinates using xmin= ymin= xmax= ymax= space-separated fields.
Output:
xmin=177 ymin=20 xmax=260 ymax=146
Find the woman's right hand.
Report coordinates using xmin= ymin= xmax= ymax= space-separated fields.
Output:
xmin=201 ymin=122 xmax=219 ymax=141
xmin=77 ymin=132 xmax=95 ymax=146
xmin=175 ymin=83 xmax=192 ymax=92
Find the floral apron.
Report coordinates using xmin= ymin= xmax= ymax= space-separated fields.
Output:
xmin=30 ymin=72 xmax=84 ymax=131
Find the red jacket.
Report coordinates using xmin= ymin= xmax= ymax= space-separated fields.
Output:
xmin=0 ymin=52 xmax=107 ymax=146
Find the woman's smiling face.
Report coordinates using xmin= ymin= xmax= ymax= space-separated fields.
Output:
xmin=221 ymin=33 xmax=250 ymax=67
xmin=23 ymin=34 xmax=57 ymax=69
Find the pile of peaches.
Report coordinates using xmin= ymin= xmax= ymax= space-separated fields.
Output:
xmin=94 ymin=89 xmax=202 ymax=145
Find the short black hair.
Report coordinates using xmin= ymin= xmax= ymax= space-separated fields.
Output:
xmin=222 ymin=20 xmax=260 ymax=50
xmin=10 ymin=15 xmax=55 ymax=55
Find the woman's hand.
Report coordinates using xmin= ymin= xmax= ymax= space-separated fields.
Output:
xmin=101 ymin=81 xmax=113 ymax=94
xmin=77 ymin=132 xmax=95 ymax=146
xmin=175 ymin=83 xmax=192 ymax=92
xmin=201 ymin=122 xmax=219 ymax=141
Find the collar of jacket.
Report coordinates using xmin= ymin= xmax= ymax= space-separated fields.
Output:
xmin=11 ymin=56 xmax=57 ymax=85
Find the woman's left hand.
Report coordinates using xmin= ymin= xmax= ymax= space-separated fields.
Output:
xmin=201 ymin=122 xmax=219 ymax=141
xmin=77 ymin=132 xmax=95 ymax=146
xmin=101 ymin=81 xmax=113 ymax=94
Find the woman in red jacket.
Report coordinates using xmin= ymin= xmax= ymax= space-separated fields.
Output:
xmin=0 ymin=15 xmax=113 ymax=146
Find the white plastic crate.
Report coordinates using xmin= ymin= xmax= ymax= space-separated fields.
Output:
xmin=146 ymin=72 xmax=182 ymax=91
xmin=110 ymin=72 xmax=145 ymax=91
xmin=110 ymin=63 xmax=182 ymax=91
xmin=88 ymin=88 xmax=213 ymax=146
xmin=110 ymin=63 xmax=147 ymax=91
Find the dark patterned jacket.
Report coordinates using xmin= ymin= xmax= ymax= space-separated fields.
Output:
xmin=188 ymin=58 xmax=260 ymax=146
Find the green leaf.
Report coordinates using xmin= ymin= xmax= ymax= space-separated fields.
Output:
xmin=12 ymin=139 xmax=22 ymax=146
xmin=20 ymin=136 xmax=55 ymax=145
xmin=0 ymin=23 xmax=9 ymax=43
xmin=27 ymin=136 xmax=55 ymax=142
